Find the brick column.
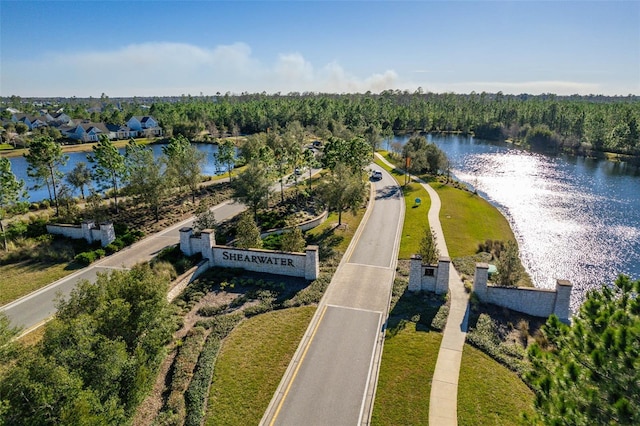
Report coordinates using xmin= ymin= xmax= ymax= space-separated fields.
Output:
xmin=82 ymin=220 xmax=95 ymax=244
xmin=200 ymin=229 xmax=215 ymax=265
xmin=304 ymin=245 xmax=319 ymax=280
xmin=473 ymin=263 xmax=489 ymax=301
xmin=408 ymin=254 xmax=423 ymax=292
xmin=554 ymin=279 xmax=573 ymax=323
xmin=435 ymin=257 xmax=450 ymax=294
xmin=179 ymin=227 xmax=194 ymax=256
xmin=100 ymin=222 xmax=115 ymax=247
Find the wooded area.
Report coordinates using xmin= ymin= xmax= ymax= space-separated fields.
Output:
xmin=144 ymin=92 xmax=640 ymax=156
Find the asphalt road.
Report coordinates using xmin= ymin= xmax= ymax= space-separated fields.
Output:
xmin=1 ymin=200 xmax=246 ymax=331
xmin=263 ymin=166 xmax=404 ymax=425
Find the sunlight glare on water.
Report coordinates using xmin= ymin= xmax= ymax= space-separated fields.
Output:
xmin=417 ymin=134 xmax=640 ymax=310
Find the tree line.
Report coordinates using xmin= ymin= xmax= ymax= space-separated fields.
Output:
xmin=144 ymin=91 xmax=639 ymax=157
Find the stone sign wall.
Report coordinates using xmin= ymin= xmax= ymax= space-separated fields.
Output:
xmin=179 ymin=227 xmax=319 ymax=280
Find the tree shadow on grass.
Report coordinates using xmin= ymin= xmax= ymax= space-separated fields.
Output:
xmin=307 ymin=225 xmax=344 ymax=260
xmin=386 ymin=289 xmax=447 ymax=337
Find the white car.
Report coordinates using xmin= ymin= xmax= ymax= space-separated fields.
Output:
xmin=371 ymin=170 xmax=383 ymax=180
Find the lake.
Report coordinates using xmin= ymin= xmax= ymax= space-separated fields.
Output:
xmin=393 ymin=134 xmax=640 ymax=309
xmin=8 ymin=143 xmax=225 ymax=202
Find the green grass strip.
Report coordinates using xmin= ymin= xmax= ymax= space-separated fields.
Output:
xmin=374 ymin=158 xmax=432 ymax=259
xmin=458 ymin=344 xmax=535 ymax=425
xmin=371 ymin=322 xmax=442 ymax=425
xmin=205 ymin=306 xmax=316 ymax=425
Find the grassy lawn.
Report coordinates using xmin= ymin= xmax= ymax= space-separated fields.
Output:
xmin=205 ymin=306 xmax=316 ymax=425
xmin=371 ymin=322 xmax=442 ymax=425
xmin=375 ymin=157 xmax=432 ymax=259
xmin=306 ymin=207 xmax=366 ymax=255
xmin=458 ymin=344 xmax=535 ymax=425
xmin=432 ymin=182 xmax=515 ymax=258
xmin=0 ymin=260 xmax=81 ymax=306
xmin=376 ymin=151 xmax=515 ymax=260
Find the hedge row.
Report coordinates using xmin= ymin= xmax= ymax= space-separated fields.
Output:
xmin=184 ymin=313 xmax=244 ymax=426
xmin=165 ymin=327 xmax=208 ymax=423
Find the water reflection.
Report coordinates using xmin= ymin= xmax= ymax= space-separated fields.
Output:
xmin=8 ymin=143 xmax=225 ymax=202
xmin=396 ymin=134 xmax=640 ymax=309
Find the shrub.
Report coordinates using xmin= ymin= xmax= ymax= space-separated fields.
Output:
xmin=94 ymin=249 xmax=105 ymax=259
xmin=466 ymin=313 xmax=528 ymax=374
xmin=105 ymin=243 xmax=119 ymax=255
xmin=196 ymin=304 xmax=228 ymax=317
xmin=164 ymin=327 xmax=208 ymax=424
xmin=26 ymin=218 xmax=48 ymax=238
xmin=74 ymin=251 xmax=96 ymax=265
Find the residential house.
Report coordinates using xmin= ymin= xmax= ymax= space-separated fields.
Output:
xmin=49 ymin=112 xmax=73 ymax=126
xmin=126 ymin=115 xmax=163 ymax=137
xmin=11 ymin=113 xmax=48 ymax=130
xmin=62 ymin=121 xmax=110 ymax=142
xmin=106 ymin=123 xmax=135 ymax=140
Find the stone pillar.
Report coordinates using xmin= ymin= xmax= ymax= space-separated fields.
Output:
xmin=554 ymin=279 xmax=573 ymax=323
xmin=408 ymin=254 xmax=423 ymax=292
xmin=435 ymin=256 xmax=450 ymax=294
xmin=100 ymin=222 xmax=116 ymax=247
xmin=473 ymin=263 xmax=489 ymax=301
xmin=200 ymin=229 xmax=215 ymax=265
xmin=179 ymin=227 xmax=194 ymax=256
xmin=305 ymin=245 xmax=319 ymax=280
xmin=82 ymin=221 xmax=95 ymax=244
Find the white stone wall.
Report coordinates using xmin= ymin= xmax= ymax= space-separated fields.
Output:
xmin=259 ymin=211 xmax=328 ymax=239
xmin=47 ymin=224 xmax=84 ymax=240
xmin=473 ymin=263 xmax=572 ymax=322
xmin=46 ymin=221 xmax=115 ymax=247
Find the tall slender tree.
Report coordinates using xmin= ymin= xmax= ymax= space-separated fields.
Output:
xmin=88 ymin=135 xmax=127 ymax=213
xmin=24 ymin=135 xmax=68 ymax=216
xmin=163 ymin=135 xmax=205 ymax=203
xmin=232 ymin=159 xmax=272 ymax=218
xmin=125 ymin=140 xmax=167 ymax=221
xmin=66 ymin=162 xmax=92 ymax=199
xmin=0 ymin=157 xmax=26 ymax=251
xmin=317 ymin=162 xmax=366 ymax=225
xmin=214 ymin=139 xmax=236 ymax=181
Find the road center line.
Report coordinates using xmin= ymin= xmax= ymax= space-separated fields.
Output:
xmin=269 ymin=304 xmax=328 ymax=426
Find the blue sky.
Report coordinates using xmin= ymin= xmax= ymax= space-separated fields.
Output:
xmin=1 ymin=1 xmax=638 ymax=97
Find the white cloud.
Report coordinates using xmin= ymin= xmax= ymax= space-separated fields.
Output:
xmin=8 ymin=42 xmax=615 ymax=97
xmin=0 ymin=42 xmax=400 ymax=96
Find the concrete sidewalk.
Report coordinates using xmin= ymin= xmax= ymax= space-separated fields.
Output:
xmin=375 ymin=154 xmax=470 ymax=425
